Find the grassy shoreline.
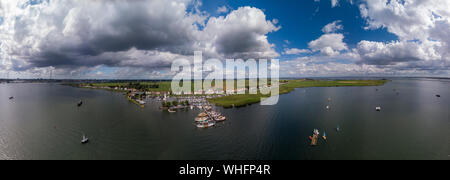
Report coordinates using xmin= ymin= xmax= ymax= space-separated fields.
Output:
xmin=208 ymin=79 xmax=388 ymax=108
xmin=66 ymin=79 xmax=388 ymax=108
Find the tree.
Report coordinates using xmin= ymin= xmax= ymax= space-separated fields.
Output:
xmin=172 ymin=101 xmax=178 ymax=106
xmin=185 ymin=100 xmax=189 ymax=105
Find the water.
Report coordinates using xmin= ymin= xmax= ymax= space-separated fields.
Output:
xmin=0 ymin=78 xmax=448 ymax=160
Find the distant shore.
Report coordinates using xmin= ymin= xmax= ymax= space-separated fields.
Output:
xmin=64 ymin=79 xmax=388 ymax=108
xmin=209 ymin=79 xmax=388 ymax=108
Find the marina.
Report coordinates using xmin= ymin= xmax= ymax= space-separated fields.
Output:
xmin=194 ymin=105 xmax=227 ymax=128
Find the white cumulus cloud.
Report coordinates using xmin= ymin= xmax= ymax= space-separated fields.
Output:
xmin=309 ymin=33 xmax=348 ymax=56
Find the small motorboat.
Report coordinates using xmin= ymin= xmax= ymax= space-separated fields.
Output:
xmin=376 ymin=107 xmax=381 ymax=111
xmin=436 ymin=94 xmax=441 ymax=97
xmin=77 ymin=100 xmax=83 ymax=107
xmin=137 ymin=100 xmax=146 ymax=105
xmin=168 ymin=109 xmax=176 ymax=113
xmin=326 ymin=105 xmax=330 ymax=110
xmin=195 ymin=116 xmax=209 ymax=122
xmin=81 ymin=135 xmax=89 ymax=144
xmin=198 ymin=112 xmax=208 ymax=117
xmin=215 ymin=116 xmax=226 ymax=122
xmin=9 ymin=96 xmax=14 ymax=100
xmin=310 ymin=129 xmax=319 ymax=146
xmin=322 ymin=131 xmax=327 ymax=140
xmin=336 ymin=125 xmax=340 ymax=132
xmin=196 ymin=121 xmax=215 ymax=128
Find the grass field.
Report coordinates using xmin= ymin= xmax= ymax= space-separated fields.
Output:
xmin=208 ymin=79 xmax=388 ymax=108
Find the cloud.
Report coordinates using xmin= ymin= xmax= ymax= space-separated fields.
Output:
xmin=308 ymin=33 xmax=348 ymax=56
xmin=280 ymin=54 xmax=447 ymax=77
xmin=217 ymin=6 xmax=228 ymax=14
xmin=322 ymin=20 xmax=343 ymax=33
xmin=1 ymin=0 xmax=202 ymax=70
xmin=356 ymin=40 xmax=442 ymax=65
xmin=356 ymin=0 xmax=450 ymax=72
xmin=203 ymin=6 xmax=280 ymax=59
xmin=0 ymin=0 xmax=280 ymax=78
xmin=331 ymin=0 xmax=339 ymax=8
xmin=283 ymin=48 xmax=311 ymax=55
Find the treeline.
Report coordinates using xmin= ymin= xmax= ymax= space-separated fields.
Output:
xmin=125 ymin=82 xmax=159 ymax=90
xmin=161 ymin=100 xmax=190 ymax=107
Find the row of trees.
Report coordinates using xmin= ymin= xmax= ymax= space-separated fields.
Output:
xmin=127 ymin=82 xmax=159 ymax=90
xmin=161 ymin=100 xmax=190 ymax=107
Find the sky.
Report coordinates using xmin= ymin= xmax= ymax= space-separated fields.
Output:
xmin=0 ymin=0 xmax=449 ymax=79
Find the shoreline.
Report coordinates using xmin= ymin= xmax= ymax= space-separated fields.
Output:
xmin=64 ymin=79 xmax=389 ymax=108
xmin=208 ymin=79 xmax=389 ymax=108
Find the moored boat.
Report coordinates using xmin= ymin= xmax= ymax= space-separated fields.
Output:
xmin=310 ymin=129 xmax=319 ymax=146
xmin=196 ymin=121 xmax=215 ymax=128
xmin=198 ymin=112 xmax=208 ymax=117
xmin=195 ymin=116 xmax=209 ymax=122
xmin=168 ymin=109 xmax=176 ymax=113
xmin=215 ymin=116 xmax=226 ymax=122
xmin=322 ymin=131 xmax=327 ymax=140
xmin=137 ymin=100 xmax=146 ymax=105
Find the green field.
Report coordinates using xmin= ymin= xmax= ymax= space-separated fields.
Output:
xmin=208 ymin=79 xmax=388 ymax=108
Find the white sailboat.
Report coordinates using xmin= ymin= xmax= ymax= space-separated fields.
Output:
xmin=81 ymin=134 xmax=89 ymax=144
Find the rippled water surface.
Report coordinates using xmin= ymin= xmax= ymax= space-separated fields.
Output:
xmin=0 ymin=78 xmax=448 ymax=160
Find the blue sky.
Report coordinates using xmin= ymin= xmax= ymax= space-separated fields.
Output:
xmin=0 ymin=0 xmax=449 ymax=78
xmin=202 ymin=0 xmax=398 ymax=56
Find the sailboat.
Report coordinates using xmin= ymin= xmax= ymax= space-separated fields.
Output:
xmin=77 ymin=100 xmax=83 ymax=107
xmin=81 ymin=134 xmax=89 ymax=144
xmin=322 ymin=131 xmax=327 ymax=140
xmin=313 ymin=129 xmax=319 ymax=135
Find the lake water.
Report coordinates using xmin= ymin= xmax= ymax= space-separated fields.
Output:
xmin=0 ymin=78 xmax=448 ymax=160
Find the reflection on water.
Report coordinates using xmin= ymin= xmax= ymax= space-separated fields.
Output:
xmin=0 ymin=78 xmax=448 ymax=160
